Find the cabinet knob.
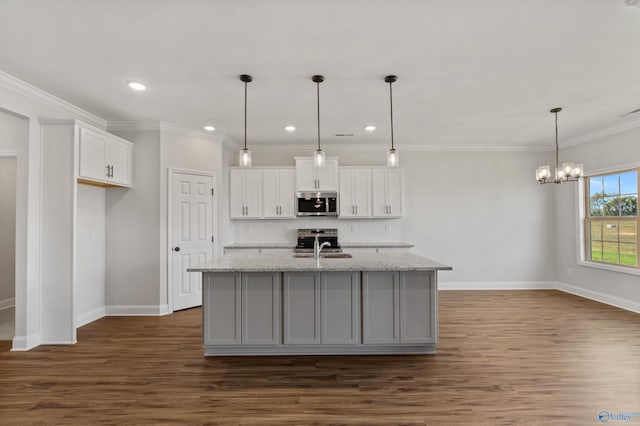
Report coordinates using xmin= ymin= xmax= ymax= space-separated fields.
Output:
xmin=174 ymin=247 xmax=181 ymax=252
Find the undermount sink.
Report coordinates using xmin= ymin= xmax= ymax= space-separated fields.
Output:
xmin=291 ymin=253 xmax=352 ymax=259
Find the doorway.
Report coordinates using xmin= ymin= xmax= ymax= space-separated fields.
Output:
xmin=168 ymin=170 xmax=215 ymax=312
xmin=0 ymin=156 xmax=16 ymax=341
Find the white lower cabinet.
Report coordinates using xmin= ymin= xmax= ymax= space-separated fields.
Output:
xmin=283 ymin=271 xmax=360 ymax=345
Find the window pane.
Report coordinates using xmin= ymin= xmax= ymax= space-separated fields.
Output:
xmin=591 ymin=241 xmax=603 ymax=261
xmin=619 ymin=221 xmax=637 ymax=244
xmin=619 ymin=194 xmax=637 ymax=217
xmin=602 ymin=221 xmax=618 ymax=242
xmin=590 ymin=198 xmax=603 ymax=216
xmin=590 ymin=221 xmax=602 ymax=240
xmin=620 ymin=243 xmax=638 ymax=267
xmin=602 ymin=241 xmax=619 ymax=264
xmin=603 ymin=197 xmax=619 ymax=216
xmin=620 ymin=171 xmax=637 ymax=195
xmin=590 ymin=176 xmax=603 ymax=197
xmin=604 ymin=174 xmax=619 ymax=196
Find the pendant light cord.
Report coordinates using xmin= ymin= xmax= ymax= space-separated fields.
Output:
xmin=316 ymin=81 xmax=321 ymax=151
xmin=554 ymin=110 xmax=559 ymax=172
xmin=243 ymin=80 xmax=248 ymax=151
xmin=389 ymin=80 xmax=394 ymax=150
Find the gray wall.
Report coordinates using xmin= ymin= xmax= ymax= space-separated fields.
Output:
xmin=106 ymin=129 xmax=161 ymax=307
xmin=76 ymin=184 xmax=106 ymax=320
xmin=237 ymin=147 xmax=557 ymax=284
xmin=0 ymin=157 xmax=16 ymax=304
xmin=555 ymin=127 xmax=640 ymax=305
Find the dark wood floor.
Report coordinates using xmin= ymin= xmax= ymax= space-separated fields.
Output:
xmin=1 ymin=290 xmax=639 ymax=425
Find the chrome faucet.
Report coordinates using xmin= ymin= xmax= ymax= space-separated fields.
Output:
xmin=314 ymin=235 xmax=331 ymax=260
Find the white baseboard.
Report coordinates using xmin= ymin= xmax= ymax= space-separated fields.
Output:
xmin=106 ymin=304 xmax=170 ymax=316
xmin=439 ymin=281 xmax=557 ymax=291
xmin=11 ymin=332 xmax=40 ymax=351
xmin=556 ymin=281 xmax=640 ymax=314
xmin=76 ymin=306 xmax=106 ymax=328
xmin=0 ymin=297 xmax=15 ymax=310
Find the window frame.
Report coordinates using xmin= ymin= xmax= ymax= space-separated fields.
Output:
xmin=580 ymin=164 xmax=639 ymax=274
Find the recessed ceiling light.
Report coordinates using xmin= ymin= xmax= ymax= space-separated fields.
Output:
xmin=203 ymin=125 xmax=215 ymax=132
xmin=365 ymin=125 xmax=376 ymax=132
xmin=284 ymin=125 xmax=296 ymax=132
xmin=127 ymin=81 xmax=147 ymax=91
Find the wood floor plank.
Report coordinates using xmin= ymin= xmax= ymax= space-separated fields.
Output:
xmin=0 ymin=290 xmax=639 ymax=425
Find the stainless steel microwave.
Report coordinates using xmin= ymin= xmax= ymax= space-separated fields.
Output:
xmin=296 ymin=191 xmax=338 ymax=216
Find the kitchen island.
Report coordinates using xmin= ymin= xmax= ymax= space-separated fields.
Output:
xmin=188 ymin=252 xmax=452 ymax=356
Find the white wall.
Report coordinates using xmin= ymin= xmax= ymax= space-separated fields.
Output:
xmin=555 ymin=127 xmax=640 ymax=307
xmin=234 ymin=147 xmax=557 ymax=284
xmin=0 ymin=157 xmax=16 ymax=306
xmin=76 ymin=184 xmax=106 ymax=325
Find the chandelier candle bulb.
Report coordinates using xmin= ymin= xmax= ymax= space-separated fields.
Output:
xmin=572 ymin=163 xmax=584 ymax=178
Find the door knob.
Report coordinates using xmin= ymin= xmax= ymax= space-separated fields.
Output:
xmin=174 ymin=247 xmax=180 ymax=252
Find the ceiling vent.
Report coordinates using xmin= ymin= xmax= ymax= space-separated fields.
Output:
xmin=334 ymin=133 xmax=355 ymax=137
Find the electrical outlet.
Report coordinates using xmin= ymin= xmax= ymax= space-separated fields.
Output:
xmin=384 ymin=225 xmax=389 ymax=233
xmin=567 ymin=267 xmax=573 ymax=276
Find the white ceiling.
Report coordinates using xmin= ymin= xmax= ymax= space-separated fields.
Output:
xmin=1 ymin=0 xmax=640 ymax=149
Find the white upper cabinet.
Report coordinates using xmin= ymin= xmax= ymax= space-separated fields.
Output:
xmin=78 ymin=126 xmax=132 ymax=187
xmin=294 ymin=157 xmax=339 ymax=191
xmin=229 ymin=169 xmax=262 ymax=219
xmin=372 ymin=168 xmax=404 ymax=218
xmin=262 ymin=169 xmax=295 ymax=219
xmin=339 ymin=168 xmax=371 ymax=218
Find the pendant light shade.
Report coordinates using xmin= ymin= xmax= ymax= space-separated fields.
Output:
xmin=535 ymin=107 xmax=583 ymax=184
xmin=239 ymin=74 xmax=252 ymax=167
xmin=385 ymin=75 xmax=399 ymax=167
xmin=312 ymin=75 xmax=326 ymax=167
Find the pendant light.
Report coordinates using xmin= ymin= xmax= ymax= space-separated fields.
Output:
xmin=385 ymin=75 xmax=399 ymax=167
xmin=312 ymin=75 xmax=326 ymax=167
xmin=535 ymin=107 xmax=583 ymax=184
xmin=239 ymin=74 xmax=252 ymax=167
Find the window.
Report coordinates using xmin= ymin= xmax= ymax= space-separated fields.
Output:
xmin=585 ymin=168 xmax=638 ymax=269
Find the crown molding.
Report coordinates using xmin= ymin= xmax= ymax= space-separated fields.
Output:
xmin=248 ymin=143 xmax=553 ymax=152
xmin=562 ymin=116 xmax=640 ymax=149
xmin=107 ymin=120 xmax=233 ymax=145
xmin=0 ymin=70 xmax=107 ymax=129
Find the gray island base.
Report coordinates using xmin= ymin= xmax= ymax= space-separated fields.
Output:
xmin=188 ymin=253 xmax=452 ymax=356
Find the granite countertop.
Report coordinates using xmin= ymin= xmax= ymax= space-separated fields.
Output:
xmin=188 ymin=252 xmax=451 ymax=273
xmin=224 ymin=242 xmax=414 ymax=249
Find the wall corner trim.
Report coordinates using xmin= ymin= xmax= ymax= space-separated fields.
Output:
xmin=11 ymin=332 xmax=41 ymax=351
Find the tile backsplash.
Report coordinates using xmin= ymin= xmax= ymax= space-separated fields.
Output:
xmin=233 ymin=218 xmax=402 ymax=244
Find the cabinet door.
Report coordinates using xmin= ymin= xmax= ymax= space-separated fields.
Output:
xmin=295 ymin=158 xmax=316 ymax=191
xmin=79 ymin=127 xmax=106 ymax=181
xmin=277 ymin=169 xmax=296 ymax=218
xmin=339 ymin=169 xmax=355 ymax=217
xmin=243 ymin=169 xmax=262 ymax=218
xmin=262 ymin=169 xmax=280 ymax=218
xmin=229 ymin=170 xmax=245 ymax=218
xmin=315 ymin=158 xmax=339 ymax=190
xmin=371 ymin=169 xmax=388 ymax=217
xmin=105 ymin=139 xmax=131 ymax=186
xmin=362 ymin=271 xmax=400 ymax=344
xmin=283 ymin=272 xmax=321 ymax=344
xmin=321 ymin=272 xmax=360 ymax=344
xmin=203 ymin=273 xmax=241 ymax=345
xmin=386 ymin=169 xmax=403 ymax=217
xmin=400 ymin=272 xmax=436 ymax=344
xmin=242 ymin=273 xmax=280 ymax=345
xmin=353 ymin=169 xmax=371 ymax=217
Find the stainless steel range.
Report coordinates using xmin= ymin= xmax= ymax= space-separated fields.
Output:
xmin=294 ymin=228 xmax=342 ymax=253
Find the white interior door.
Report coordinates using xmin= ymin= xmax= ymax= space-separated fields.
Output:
xmin=171 ymin=172 xmax=214 ymax=311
